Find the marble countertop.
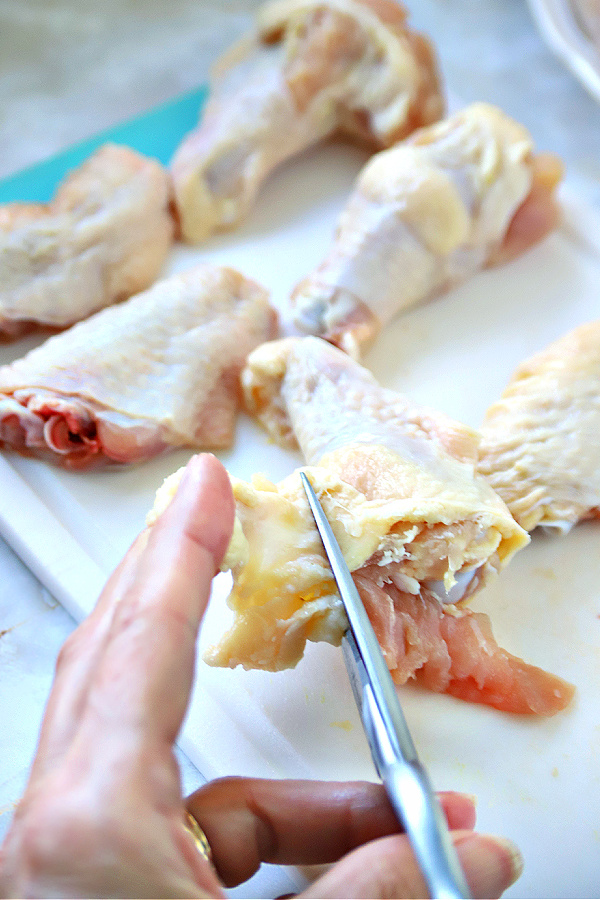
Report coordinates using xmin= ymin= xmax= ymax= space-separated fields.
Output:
xmin=1 ymin=0 xmax=599 ymax=895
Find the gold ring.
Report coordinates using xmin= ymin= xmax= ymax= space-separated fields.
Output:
xmin=185 ymin=811 xmax=213 ymax=865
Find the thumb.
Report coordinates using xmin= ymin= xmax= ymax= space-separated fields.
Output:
xmin=297 ymin=830 xmax=523 ymax=899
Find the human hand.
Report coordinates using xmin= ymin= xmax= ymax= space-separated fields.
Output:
xmin=0 ymin=453 xmax=523 ymax=899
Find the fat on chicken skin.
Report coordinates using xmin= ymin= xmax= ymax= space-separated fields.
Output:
xmin=478 ymin=320 xmax=600 ymax=533
xmin=0 ymin=265 xmax=277 ymax=468
xmin=0 ymin=144 xmax=175 ymax=340
xmin=288 ymin=103 xmax=563 ymax=357
xmin=171 ymin=0 xmax=444 ymax=243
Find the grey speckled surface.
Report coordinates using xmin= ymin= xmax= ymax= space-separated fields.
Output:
xmin=0 ymin=1 xmax=599 ymax=895
xmin=0 ymin=0 xmax=260 ymax=178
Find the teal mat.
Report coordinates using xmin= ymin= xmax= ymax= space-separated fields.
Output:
xmin=0 ymin=85 xmax=208 ymax=204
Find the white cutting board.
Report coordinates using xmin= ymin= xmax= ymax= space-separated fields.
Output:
xmin=2 ymin=136 xmax=600 ymax=898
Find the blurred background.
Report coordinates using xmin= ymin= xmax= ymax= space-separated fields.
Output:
xmin=1 ymin=0 xmax=600 ymax=188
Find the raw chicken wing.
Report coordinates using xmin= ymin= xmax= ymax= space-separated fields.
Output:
xmin=171 ymin=0 xmax=443 ymax=243
xmin=0 ymin=144 xmax=175 ymax=340
xmin=0 ymin=265 xmax=277 ymax=467
xmin=149 ymin=338 xmax=574 ymax=714
xmin=478 ymin=320 xmax=600 ymax=532
xmin=289 ymin=103 xmax=563 ymax=356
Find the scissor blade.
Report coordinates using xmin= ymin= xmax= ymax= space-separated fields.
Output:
xmin=299 ymin=471 xmax=416 ymax=763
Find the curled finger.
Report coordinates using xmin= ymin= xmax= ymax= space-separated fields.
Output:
xmin=186 ymin=777 xmax=476 ymax=887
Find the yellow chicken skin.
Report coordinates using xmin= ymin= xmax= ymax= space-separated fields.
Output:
xmin=171 ymin=0 xmax=443 ymax=243
xmin=221 ymin=335 xmax=526 ymax=665
xmin=479 ymin=320 xmax=600 ymax=533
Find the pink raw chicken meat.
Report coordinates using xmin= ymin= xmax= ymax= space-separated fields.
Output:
xmin=0 ymin=265 xmax=277 ymax=468
xmin=356 ymin=575 xmax=573 ymax=715
xmin=0 ymin=143 xmax=175 ymax=340
xmin=171 ymin=0 xmax=443 ymax=243
xmin=150 ymin=336 xmax=573 ymax=714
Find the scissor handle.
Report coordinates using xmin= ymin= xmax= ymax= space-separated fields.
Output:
xmin=362 ymin=684 xmax=471 ymax=900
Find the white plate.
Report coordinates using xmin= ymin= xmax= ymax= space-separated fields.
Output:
xmin=1 ymin=143 xmax=600 ymax=898
xmin=528 ymin=0 xmax=600 ymax=102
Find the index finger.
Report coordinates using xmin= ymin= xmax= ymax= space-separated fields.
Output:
xmin=82 ymin=453 xmax=234 ymax=748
